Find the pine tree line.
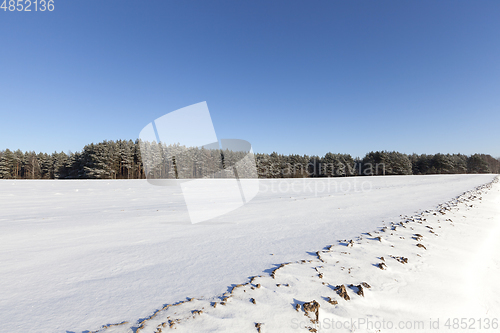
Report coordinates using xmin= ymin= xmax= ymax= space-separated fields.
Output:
xmin=253 ymin=151 xmax=499 ymax=177
xmin=139 ymin=141 xmax=256 ymax=180
xmin=0 ymin=139 xmax=499 ymax=179
xmin=0 ymin=140 xmax=144 ymax=180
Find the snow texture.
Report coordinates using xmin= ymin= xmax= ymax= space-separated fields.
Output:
xmin=0 ymin=174 xmax=497 ymax=332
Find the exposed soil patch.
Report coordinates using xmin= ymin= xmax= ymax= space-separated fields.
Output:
xmin=303 ymin=300 xmax=320 ymax=323
xmin=334 ymin=285 xmax=350 ymax=300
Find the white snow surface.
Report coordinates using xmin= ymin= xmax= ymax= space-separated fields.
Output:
xmin=0 ymin=175 xmax=497 ymax=333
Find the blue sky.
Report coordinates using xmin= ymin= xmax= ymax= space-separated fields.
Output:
xmin=1 ymin=0 xmax=499 ymax=158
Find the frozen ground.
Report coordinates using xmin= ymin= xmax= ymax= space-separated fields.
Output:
xmin=96 ymin=176 xmax=500 ymax=333
xmin=0 ymin=175 xmax=497 ymax=332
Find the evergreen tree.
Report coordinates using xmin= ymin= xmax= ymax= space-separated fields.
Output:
xmin=467 ymin=154 xmax=490 ymax=174
xmin=52 ymin=152 xmax=69 ymax=179
xmin=450 ymin=154 xmax=468 ymax=174
xmin=0 ymin=149 xmax=15 ymax=179
xmin=13 ymin=149 xmax=25 ymax=179
xmin=81 ymin=143 xmax=112 ymax=179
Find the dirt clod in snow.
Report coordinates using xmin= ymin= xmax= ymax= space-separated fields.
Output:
xmin=391 ymin=255 xmax=408 ymax=264
xmin=334 ymin=285 xmax=351 ymax=300
xmin=361 ymin=282 xmax=371 ymax=288
xmin=378 ymin=262 xmax=387 ymax=270
xmin=326 ymin=297 xmax=338 ymax=305
xmin=230 ymin=284 xmax=243 ymax=294
xmin=270 ymin=263 xmax=289 ymax=279
xmin=348 ymin=284 xmax=365 ymax=296
xmin=303 ymin=300 xmax=320 ymax=322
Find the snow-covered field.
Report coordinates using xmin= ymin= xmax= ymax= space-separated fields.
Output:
xmin=0 ymin=175 xmax=498 ymax=333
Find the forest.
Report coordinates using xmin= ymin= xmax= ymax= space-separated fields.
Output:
xmin=0 ymin=139 xmax=499 ymax=179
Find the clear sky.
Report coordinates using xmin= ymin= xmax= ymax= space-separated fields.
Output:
xmin=1 ymin=0 xmax=499 ymax=158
